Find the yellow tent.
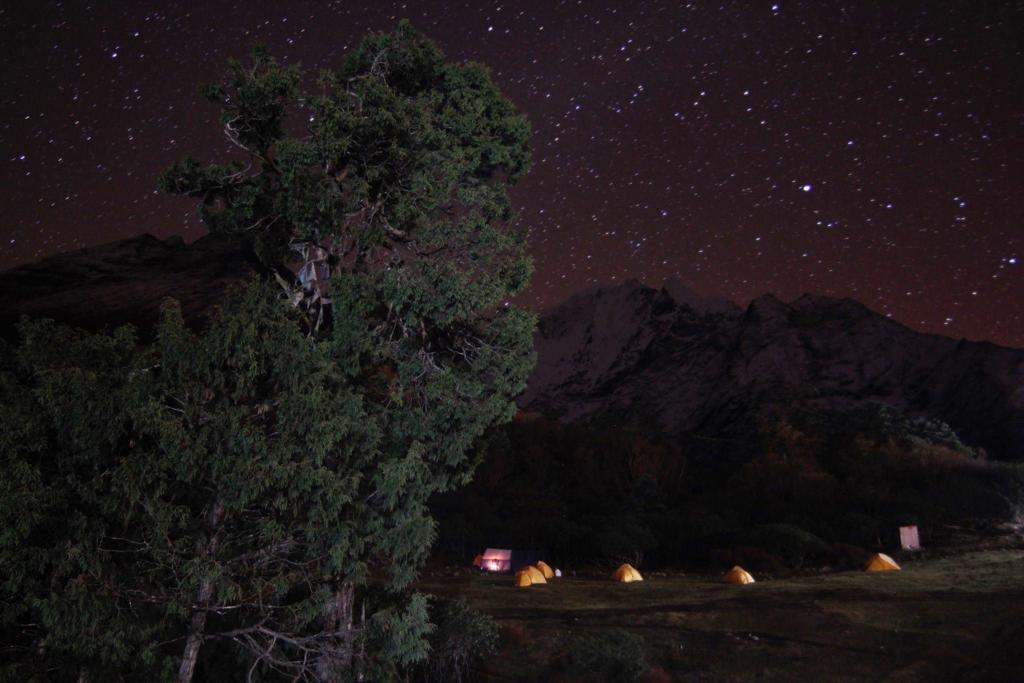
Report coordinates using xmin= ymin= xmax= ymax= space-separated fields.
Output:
xmin=535 ymin=561 xmax=555 ymax=579
xmin=524 ymin=565 xmax=547 ymax=584
xmin=514 ymin=566 xmax=546 ymax=587
xmin=864 ymin=553 xmax=901 ymax=572
xmin=722 ymin=566 xmax=755 ymax=584
xmin=612 ymin=563 xmax=643 ymax=582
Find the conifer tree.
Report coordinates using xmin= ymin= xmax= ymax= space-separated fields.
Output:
xmin=0 ymin=21 xmax=534 ymax=682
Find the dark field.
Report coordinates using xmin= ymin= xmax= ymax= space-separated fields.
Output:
xmin=420 ymin=539 xmax=1024 ymax=681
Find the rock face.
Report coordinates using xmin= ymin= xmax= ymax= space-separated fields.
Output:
xmin=0 ymin=233 xmax=266 ymax=339
xmin=521 ymin=280 xmax=1024 ymax=461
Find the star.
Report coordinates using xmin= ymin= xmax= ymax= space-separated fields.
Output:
xmin=0 ymin=1 xmax=1018 ymax=346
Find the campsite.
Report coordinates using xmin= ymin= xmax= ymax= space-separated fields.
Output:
xmin=1 ymin=2 xmax=1022 ymax=680
xmin=422 ymin=536 xmax=1024 ymax=681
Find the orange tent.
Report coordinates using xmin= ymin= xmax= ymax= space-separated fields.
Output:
xmin=472 ymin=554 xmax=483 ymax=568
xmin=535 ymin=561 xmax=555 ymax=579
xmin=864 ymin=553 xmax=901 ymax=572
xmin=722 ymin=566 xmax=755 ymax=584
xmin=513 ymin=569 xmax=534 ymax=587
xmin=524 ymin=565 xmax=547 ymax=584
xmin=514 ymin=566 xmax=547 ymax=587
xmin=612 ymin=563 xmax=643 ymax=582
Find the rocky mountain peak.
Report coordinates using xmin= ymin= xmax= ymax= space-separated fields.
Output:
xmin=523 ymin=281 xmax=1024 ymax=461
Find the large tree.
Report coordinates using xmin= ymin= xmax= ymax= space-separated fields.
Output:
xmin=0 ymin=21 xmax=534 ymax=682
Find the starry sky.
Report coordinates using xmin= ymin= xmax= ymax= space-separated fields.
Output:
xmin=1 ymin=1 xmax=1022 ymax=346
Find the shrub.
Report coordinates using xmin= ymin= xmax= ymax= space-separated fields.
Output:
xmin=826 ymin=543 xmax=870 ymax=570
xmin=747 ymin=523 xmax=829 ymax=567
xmin=418 ymin=598 xmax=499 ymax=683
xmin=565 ymin=629 xmax=649 ymax=682
xmin=834 ymin=512 xmax=883 ymax=547
xmin=599 ymin=518 xmax=659 ymax=567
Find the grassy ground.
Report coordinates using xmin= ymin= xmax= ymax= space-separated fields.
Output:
xmin=419 ymin=538 xmax=1024 ymax=681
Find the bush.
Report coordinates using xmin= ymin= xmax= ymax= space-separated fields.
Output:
xmin=826 ymin=543 xmax=870 ymax=571
xmin=834 ymin=512 xmax=883 ymax=547
xmin=599 ymin=518 xmax=659 ymax=567
xmin=747 ymin=523 xmax=829 ymax=567
xmin=565 ymin=629 xmax=649 ymax=682
xmin=418 ymin=598 xmax=499 ymax=683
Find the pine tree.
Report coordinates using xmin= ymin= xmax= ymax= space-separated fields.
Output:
xmin=0 ymin=21 xmax=534 ymax=682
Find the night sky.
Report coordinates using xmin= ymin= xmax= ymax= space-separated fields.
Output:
xmin=1 ymin=1 xmax=1022 ymax=346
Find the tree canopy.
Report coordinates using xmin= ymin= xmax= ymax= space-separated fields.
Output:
xmin=160 ymin=19 xmax=532 ymax=334
xmin=1 ymin=21 xmax=534 ymax=682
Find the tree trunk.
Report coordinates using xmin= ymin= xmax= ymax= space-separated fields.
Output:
xmin=177 ymin=499 xmax=225 ymax=683
xmin=177 ymin=586 xmax=211 ymax=683
xmin=315 ymin=582 xmax=357 ymax=682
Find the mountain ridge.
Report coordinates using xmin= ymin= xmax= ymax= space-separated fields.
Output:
xmin=520 ymin=279 xmax=1024 ymax=461
xmin=0 ymin=232 xmax=266 ymax=338
xmin=2 ymin=235 xmax=1021 ymax=459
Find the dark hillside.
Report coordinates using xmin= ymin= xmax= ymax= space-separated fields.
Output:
xmin=0 ymin=233 xmax=264 ymax=339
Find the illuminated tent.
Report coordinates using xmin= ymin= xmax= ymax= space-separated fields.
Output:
xmin=899 ymin=525 xmax=921 ymax=551
xmin=864 ymin=553 xmax=901 ymax=572
xmin=472 ymin=554 xmax=483 ymax=568
xmin=535 ymin=561 xmax=555 ymax=579
xmin=514 ymin=566 xmax=547 ymax=587
xmin=524 ymin=565 xmax=547 ymax=584
xmin=513 ymin=569 xmax=534 ymax=587
xmin=480 ymin=548 xmax=512 ymax=572
xmin=479 ymin=548 xmax=542 ymax=573
xmin=612 ymin=563 xmax=643 ymax=582
xmin=722 ymin=566 xmax=755 ymax=584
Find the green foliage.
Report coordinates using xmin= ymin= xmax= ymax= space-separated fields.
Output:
xmin=0 ymin=323 xmax=162 ymax=680
xmin=160 ymin=19 xmax=533 ymax=318
xmin=417 ymin=598 xmax=499 ymax=683
xmin=2 ymin=286 xmax=387 ymax=678
xmin=3 ymin=20 xmax=534 ymax=682
xmin=565 ymin=629 xmax=649 ymax=683
xmin=363 ymin=592 xmax=434 ymax=680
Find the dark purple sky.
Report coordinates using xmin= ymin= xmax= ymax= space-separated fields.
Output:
xmin=1 ymin=1 xmax=1022 ymax=346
